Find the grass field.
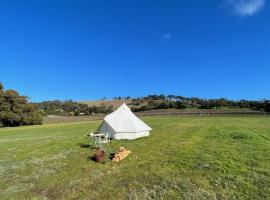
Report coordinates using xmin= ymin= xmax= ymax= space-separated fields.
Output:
xmin=1 ymin=116 xmax=270 ymax=199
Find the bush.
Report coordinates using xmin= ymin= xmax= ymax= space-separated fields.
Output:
xmin=0 ymin=83 xmax=42 ymax=127
xmin=175 ymin=101 xmax=187 ymax=109
xmin=264 ymin=101 xmax=270 ymax=112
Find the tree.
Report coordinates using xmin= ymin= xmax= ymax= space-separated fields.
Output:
xmin=175 ymin=101 xmax=187 ymax=109
xmin=0 ymin=83 xmax=42 ymax=127
xmin=0 ymin=82 xmax=3 ymax=91
xmin=263 ymin=101 xmax=270 ymax=112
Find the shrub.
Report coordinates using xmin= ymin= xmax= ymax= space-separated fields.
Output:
xmin=0 ymin=83 xmax=42 ymax=127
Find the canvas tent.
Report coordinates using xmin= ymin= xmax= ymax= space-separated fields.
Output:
xmin=99 ymin=103 xmax=152 ymax=140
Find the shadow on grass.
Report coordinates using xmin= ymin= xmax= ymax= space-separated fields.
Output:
xmin=109 ymin=153 xmax=115 ymax=160
xmin=78 ymin=143 xmax=97 ymax=149
xmin=87 ymin=155 xmax=96 ymax=161
xmin=87 ymin=156 xmax=106 ymax=164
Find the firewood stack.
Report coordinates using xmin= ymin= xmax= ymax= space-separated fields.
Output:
xmin=112 ymin=147 xmax=131 ymax=162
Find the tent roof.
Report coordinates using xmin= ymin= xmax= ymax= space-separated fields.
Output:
xmin=103 ymin=103 xmax=152 ymax=133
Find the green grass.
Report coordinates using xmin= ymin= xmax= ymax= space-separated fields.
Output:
xmin=0 ymin=116 xmax=270 ymax=200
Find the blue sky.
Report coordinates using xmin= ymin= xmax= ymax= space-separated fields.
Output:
xmin=0 ymin=0 xmax=269 ymax=102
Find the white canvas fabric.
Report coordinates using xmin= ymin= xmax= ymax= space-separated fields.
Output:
xmin=99 ymin=103 xmax=152 ymax=140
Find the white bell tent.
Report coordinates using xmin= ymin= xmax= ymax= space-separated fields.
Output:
xmin=99 ymin=103 xmax=152 ymax=140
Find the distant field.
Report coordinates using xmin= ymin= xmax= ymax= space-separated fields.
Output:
xmin=1 ymin=116 xmax=270 ymax=199
xmin=43 ymin=114 xmax=105 ymax=124
xmin=43 ymin=108 xmax=266 ymax=124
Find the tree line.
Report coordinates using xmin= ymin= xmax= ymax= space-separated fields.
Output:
xmin=131 ymin=95 xmax=270 ymax=112
xmin=34 ymin=100 xmax=113 ymax=116
xmin=0 ymin=83 xmax=42 ymax=127
xmin=35 ymin=94 xmax=270 ymax=115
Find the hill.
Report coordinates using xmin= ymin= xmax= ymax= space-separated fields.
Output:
xmin=81 ymin=99 xmax=132 ymax=109
xmin=34 ymin=95 xmax=270 ymax=119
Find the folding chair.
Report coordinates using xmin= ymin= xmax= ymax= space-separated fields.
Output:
xmin=88 ymin=132 xmax=112 ymax=152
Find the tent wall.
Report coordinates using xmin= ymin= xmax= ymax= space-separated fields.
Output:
xmin=134 ymin=131 xmax=150 ymax=138
xmin=99 ymin=121 xmax=115 ymax=138
xmin=100 ymin=122 xmax=150 ymax=140
xmin=113 ymin=131 xmax=149 ymax=140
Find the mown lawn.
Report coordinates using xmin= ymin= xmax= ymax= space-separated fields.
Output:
xmin=0 ymin=116 xmax=270 ymax=200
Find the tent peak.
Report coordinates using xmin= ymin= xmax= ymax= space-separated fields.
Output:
xmin=118 ymin=103 xmax=130 ymax=110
